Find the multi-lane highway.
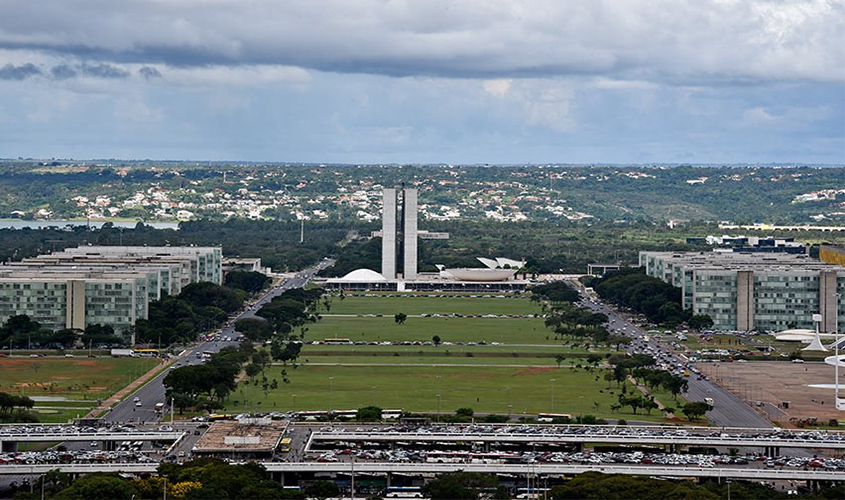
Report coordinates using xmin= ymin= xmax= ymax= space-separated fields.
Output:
xmin=101 ymin=260 xmax=329 ymax=426
xmin=576 ymin=289 xmax=772 ymax=428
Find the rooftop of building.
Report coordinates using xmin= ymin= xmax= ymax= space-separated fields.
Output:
xmin=192 ymin=418 xmax=288 ymax=454
xmin=640 ymin=250 xmax=845 ymax=273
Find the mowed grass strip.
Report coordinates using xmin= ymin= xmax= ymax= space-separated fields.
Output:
xmin=0 ymin=357 xmax=158 ymax=401
xmin=305 ymin=316 xmax=552 ymax=345
xmin=228 ymin=364 xmax=661 ymax=421
xmin=324 ymin=295 xmax=542 ymax=316
xmin=291 ymin=355 xmax=575 ymax=366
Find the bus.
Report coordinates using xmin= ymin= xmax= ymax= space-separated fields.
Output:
xmin=154 ymin=402 xmax=166 ymax=414
xmin=207 ymin=414 xmax=235 ymax=422
xmin=383 ymin=486 xmax=423 ymax=498
xmin=296 ymin=411 xmax=328 ymax=421
xmin=515 ymin=487 xmax=550 ymax=499
xmin=537 ymin=412 xmax=572 ymax=422
xmin=381 ymin=409 xmax=403 ymax=420
xmin=133 ymin=349 xmax=161 ymax=357
xmin=334 ymin=410 xmax=358 ymax=420
xmin=279 ymin=437 xmax=292 ymax=453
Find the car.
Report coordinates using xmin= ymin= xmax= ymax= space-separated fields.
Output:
xmin=135 ymin=401 xmax=142 ymax=407
xmin=133 ymin=396 xmax=140 ymax=402
xmin=792 ymin=359 xmax=805 ymax=363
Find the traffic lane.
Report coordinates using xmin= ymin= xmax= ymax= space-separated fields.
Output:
xmin=105 ymin=270 xmax=316 ymax=424
xmin=588 ymin=298 xmax=773 ymax=428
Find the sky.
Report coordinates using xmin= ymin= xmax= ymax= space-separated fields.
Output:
xmin=0 ymin=0 xmax=843 ymax=165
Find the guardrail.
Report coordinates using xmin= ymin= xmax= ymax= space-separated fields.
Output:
xmin=0 ymin=461 xmax=841 ymax=481
xmin=0 ymin=432 xmax=184 ymax=442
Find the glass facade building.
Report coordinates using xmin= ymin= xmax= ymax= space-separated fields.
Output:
xmin=0 ymin=246 xmax=223 ymax=341
xmin=640 ymin=251 xmax=845 ymax=332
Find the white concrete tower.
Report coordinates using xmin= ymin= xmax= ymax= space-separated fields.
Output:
xmin=403 ymin=188 xmax=418 ymax=280
xmin=381 ymin=188 xmax=398 ymax=279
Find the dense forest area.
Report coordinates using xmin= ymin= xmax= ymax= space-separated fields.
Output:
xmin=0 ymin=218 xmax=843 ymax=275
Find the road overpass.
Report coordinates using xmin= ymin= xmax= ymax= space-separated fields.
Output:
xmin=0 ymin=461 xmax=842 ymax=483
xmin=308 ymin=429 xmax=845 ymax=452
xmin=0 ymin=430 xmax=184 ymax=452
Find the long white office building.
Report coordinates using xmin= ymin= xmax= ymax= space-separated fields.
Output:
xmin=0 ymin=246 xmax=222 ymax=338
xmin=639 ymin=251 xmax=845 ymax=332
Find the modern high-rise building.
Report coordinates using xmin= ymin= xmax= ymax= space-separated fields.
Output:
xmin=381 ymin=187 xmax=418 ymax=280
xmin=403 ymin=188 xmax=419 ymax=280
xmin=381 ymin=188 xmax=398 ymax=279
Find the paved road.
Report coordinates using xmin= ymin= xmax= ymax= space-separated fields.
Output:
xmin=101 ymin=259 xmax=330 ymax=426
xmin=574 ymin=288 xmax=772 ymax=429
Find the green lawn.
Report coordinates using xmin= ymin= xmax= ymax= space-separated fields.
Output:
xmin=305 ymin=316 xmax=552 ymax=345
xmin=289 ymin=355 xmax=581 ymax=366
xmin=228 ymin=364 xmax=666 ymax=421
xmin=324 ymin=294 xmax=543 ymax=316
xmin=0 ymin=357 xmax=159 ymax=420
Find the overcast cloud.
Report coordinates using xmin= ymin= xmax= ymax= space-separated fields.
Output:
xmin=0 ymin=0 xmax=842 ymax=163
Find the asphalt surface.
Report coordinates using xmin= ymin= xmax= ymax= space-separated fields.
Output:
xmin=101 ymin=260 xmax=329 ymax=427
xmin=576 ymin=291 xmax=773 ymax=429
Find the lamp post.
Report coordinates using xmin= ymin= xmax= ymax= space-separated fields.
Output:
xmin=550 ymin=379 xmax=556 ymax=412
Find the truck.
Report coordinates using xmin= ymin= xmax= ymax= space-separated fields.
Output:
xmin=154 ymin=402 xmax=166 ymax=414
xmin=110 ymin=348 xmax=135 ymax=357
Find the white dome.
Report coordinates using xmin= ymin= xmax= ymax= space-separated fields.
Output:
xmin=336 ymin=268 xmax=388 ymax=282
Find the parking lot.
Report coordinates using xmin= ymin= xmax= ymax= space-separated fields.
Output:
xmin=698 ymin=361 xmax=845 ymax=424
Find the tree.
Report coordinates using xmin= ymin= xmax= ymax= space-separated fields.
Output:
xmin=455 ymin=407 xmax=474 ymax=418
xmin=432 ymin=334 xmax=442 ymax=346
xmin=688 ymin=314 xmax=714 ymax=331
xmin=682 ymin=401 xmax=711 ymax=420
xmin=304 ymin=480 xmax=340 ymax=500
xmin=357 ymin=405 xmax=382 ymax=421
xmin=52 ymin=473 xmax=138 ymax=499
xmin=394 ymin=313 xmax=407 ymax=325
xmin=555 ymin=354 xmax=565 ymax=368
xmin=422 ymin=472 xmax=508 ymax=500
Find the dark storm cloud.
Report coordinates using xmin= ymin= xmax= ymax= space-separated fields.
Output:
xmin=79 ymin=63 xmax=129 ymax=79
xmin=0 ymin=1 xmax=840 ymax=84
xmin=50 ymin=64 xmax=78 ymax=80
xmin=0 ymin=63 xmax=41 ymax=80
xmin=138 ymin=66 xmax=162 ymax=79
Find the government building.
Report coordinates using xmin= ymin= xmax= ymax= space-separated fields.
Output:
xmin=0 ymin=246 xmax=222 ymax=341
xmin=639 ymin=250 xmax=845 ymax=333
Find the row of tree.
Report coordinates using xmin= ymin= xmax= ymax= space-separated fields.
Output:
xmin=0 ymin=315 xmax=124 ymax=350
xmin=589 ymin=268 xmax=690 ymax=326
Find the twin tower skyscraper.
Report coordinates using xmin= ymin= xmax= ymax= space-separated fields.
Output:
xmin=381 ymin=187 xmax=418 ymax=280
